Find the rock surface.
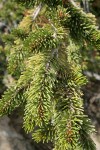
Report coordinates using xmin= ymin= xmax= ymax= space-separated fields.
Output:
xmin=83 ymin=81 xmax=100 ymax=150
xmin=0 ymin=115 xmax=53 ymax=150
xmin=0 ymin=116 xmax=34 ymax=150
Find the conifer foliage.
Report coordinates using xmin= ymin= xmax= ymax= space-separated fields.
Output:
xmin=0 ymin=0 xmax=100 ymax=149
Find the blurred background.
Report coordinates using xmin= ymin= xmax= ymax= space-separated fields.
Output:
xmin=0 ymin=0 xmax=100 ymax=149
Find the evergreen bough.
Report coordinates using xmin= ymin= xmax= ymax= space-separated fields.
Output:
xmin=0 ymin=0 xmax=100 ymax=149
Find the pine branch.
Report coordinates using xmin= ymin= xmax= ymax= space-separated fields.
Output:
xmin=8 ymin=39 xmax=25 ymax=77
xmin=13 ymin=0 xmax=62 ymax=7
xmin=8 ymin=27 xmax=59 ymax=77
xmin=61 ymin=0 xmax=100 ymax=50
xmin=23 ymin=28 xmax=59 ymax=54
xmin=0 ymin=85 xmax=25 ymax=116
xmin=0 ymin=1 xmax=97 ymax=149
xmin=23 ymin=52 xmax=57 ymax=132
xmin=33 ymin=123 xmax=55 ymax=143
xmin=79 ymin=117 xmax=96 ymax=150
xmin=52 ymin=40 xmax=95 ymax=150
xmin=13 ymin=0 xmax=35 ymax=6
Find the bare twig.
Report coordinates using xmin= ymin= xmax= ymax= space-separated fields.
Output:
xmin=32 ymin=3 xmax=43 ymax=21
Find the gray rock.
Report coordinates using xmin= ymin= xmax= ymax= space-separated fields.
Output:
xmin=0 ymin=116 xmax=34 ymax=150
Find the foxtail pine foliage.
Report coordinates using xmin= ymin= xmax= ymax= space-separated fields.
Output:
xmin=0 ymin=0 xmax=100 ymax=149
